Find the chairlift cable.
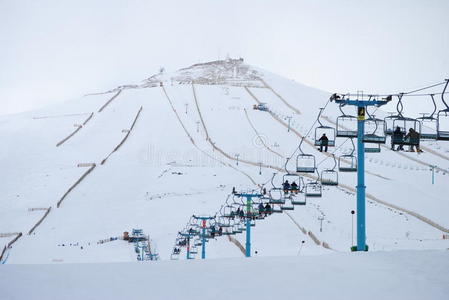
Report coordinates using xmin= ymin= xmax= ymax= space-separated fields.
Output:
xmin=287 ymin=98 xmax=331 ymax=164
xmin=403 ymin=81 xmax=447 ymax=95
xmin=316 ymin=138 xmax=350 ymax=167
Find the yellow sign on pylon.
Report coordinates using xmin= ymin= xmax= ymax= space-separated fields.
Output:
xmin=357 ymin=107 xmax=365 ymax=120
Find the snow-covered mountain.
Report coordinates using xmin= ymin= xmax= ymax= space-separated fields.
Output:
xmin=1 ymin=58 xmax=449 ymax=299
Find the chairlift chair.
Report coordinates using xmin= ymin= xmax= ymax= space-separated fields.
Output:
xmin=364 ymin=143 xmax=381 ymax=153
xmin=315 ymin=126 xmax=336 ymax=147
xmin=437 ymin=110 xmax=449 ymax=140
xmin=221 ymin=205 xmax=235 ymax=218
xmin=281 ymin=198 xmax=295 ymax=211
xmin=314 ymin=108 xmax=336 ymax=147
xmin=338 ymin=139 xmax=357 ymax=172
xmin=384 ymin=95 xmax=405 ymax=136
xmin=336 ymin=104 xmax=358 ymax=138
xmin=268 ymin=188 xmax=286 ymax=204
xmin=364 ymin=112 xmax=386 ymax=143
xmin=233 ymin=223 xmax=243 ymax=234
xmin=321 ymin=170 xmax=338 ymax=186
xmin=320 ymin=154 xmax=338 ymax=186
xmin=305 ymin=181 xmax=322 ymax=197
xmin=296 ymin=138 xmax=316 ymax=173
xmin=271 ymin=204 xmax=283 ymax=213
xmin=291 ymin=187 xmax=307 ymax=205
xmin=282 ymin=173 xmax=301 ymax=194
xmin=384 ymin=113 xmax=399 ymax=136
xmin=338 ymin=154 xmax=357 ymax=172
xmin=296 ymin=154 xmax=316 ymax=173
xmin=419 ymin=115 xmax=438 ymax=140
xmin=237 ymin=222 xmax=247 ymax=231
xmin=437 ymin=80 xmax=449 ymax=140
xmin=391 ymin=117 xmax=421 ymax=146
xmin=190 ymin=245 xmax=198 ymax=255
xmin=416 ymin=94 xmax=438 ymax=140
xmin=217 ymin=216 xmax=231 ymax=228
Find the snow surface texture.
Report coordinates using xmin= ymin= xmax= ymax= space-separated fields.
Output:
xmin=1 ymin=251 xmax=448 ymax=300
xmin=0 ymin=58 xmax=448 ymax=298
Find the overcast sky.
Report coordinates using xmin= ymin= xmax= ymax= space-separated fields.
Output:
xmin=1 ymin=0 xmax=448 ymax=115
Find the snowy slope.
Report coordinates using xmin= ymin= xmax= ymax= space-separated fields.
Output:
xmin=1 ymin=250 xmax=449 ymax=300
xmin=1 ymin=58 xmax=449 ymax=268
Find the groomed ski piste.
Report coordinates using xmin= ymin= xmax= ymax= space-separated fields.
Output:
xmin=1 ymin=58 xmax=448 ymax=299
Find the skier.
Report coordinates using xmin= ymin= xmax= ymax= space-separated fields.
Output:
xmin=291 ymin=181 xmax=298 ymax=193
xmin=258 ymin=202 xmax=265 ymax=215
xmin=404 ymin=128 xmax=423 ymax=153
xmin=392 ymin=126 xmax=404 ymax=151
xmin=318 ymin=134 xmax=329 ymax=152
xmin=283 ymin=180 xmax=291 ymax=194
xmin=264 ymin=203 xmax=272 ymax=216
xmin=236 ymin=207 xmax=241 ymax=219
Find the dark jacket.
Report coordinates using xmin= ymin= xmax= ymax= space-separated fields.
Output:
xmin=318 ymin=135 xmax=329 ymax=145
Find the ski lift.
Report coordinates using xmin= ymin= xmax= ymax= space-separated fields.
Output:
xmin=282 ymin=173 xmax=301 ymax=194
xmin=291 ymin=185 xmax=307 ymax=205
xmin=437 ymin=80 xmax=449 ymax=141
xmin=217 ymin=216 xmax=231 ymax=228
xmin=190 ymin=245 xmax=198 ymax=255
xmin=271 ymin=204 xmax=283 ymax=213
xmin=336 ymin=103 xmax=358 ymax=138
xmin=387 ymin=93 xmax=422 ymax=147
xmin=281 ymin=198 xmax=294 ymax=211
xmin=314 ymin=108 xmax=336 ymax=147
xmin=364 ymin=107 xmax=386 ymax=143
xmin=221 ymin=205 xmax=235 ymax=218
xmin=296 ymin=137 xmax=316 ymax=173
xmin=384 ymin=94 xmax=407 ymax=135
xmin=384 ymin=113 xmax=400 ymax=136
xmin=321 ymin=154 xmax=339 ymax=186
xmin=232 ymin=223 xmax=243 ymax=234
xmin=364 ymin=143 xmax=381 ymax=153
xmin=268 ymin=188 xmax=286 ymax=204
xmin=416 ymin=94 xmax=438 ymax=140
xmin=338 ymin=139 xmax=357 ymax=172
xmin=305 ymin=181 xmax=322 ymax=197
xmin=391 ymin=117 xmax=421 ymax=147
xmin=268 ymin=173 xmax=286 ymax=204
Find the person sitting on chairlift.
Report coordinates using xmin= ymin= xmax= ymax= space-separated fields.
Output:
xmin=404 ymin=128 xmax=423 ymax=153
xmin=210 ymin=226 xmax=216 ymax=238
xmin=218 ymin=226 xmax=223 ymax=236
xmin=258 ymin=202 xmax=265 ymax=215
xmin=393 ymin=126 xmax=404 ymax=151
xmin=264 ymin=203 xmax=272 ymax=216
xmin=291 ymin=181 xmax=298 ymax=193
xmin=318 ymin=134 xmax=329 ymax=152
xmin=283 ymin=180 xmax=291 ymax=193
xmin=239 ymin=208 xmax=245 ymax=219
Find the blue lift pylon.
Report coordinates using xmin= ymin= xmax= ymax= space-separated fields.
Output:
xmin=235 ymin=192 xmax=263 ymax=257
xmin=192 ymin=215 xmax=215 ymax=259
xmin=331 ymin=94 xmax=390 ymax=251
